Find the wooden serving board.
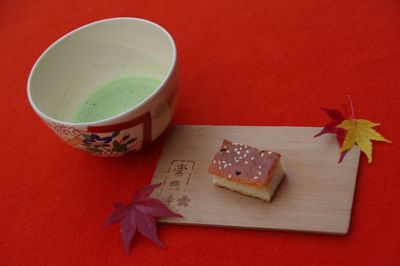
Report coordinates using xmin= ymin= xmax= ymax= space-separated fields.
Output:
xmin=150 ymin=125 xmax=360 ymax=234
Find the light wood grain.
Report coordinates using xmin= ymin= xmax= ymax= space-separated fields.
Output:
xmin=151 ymin=125 xmax=360 ymax=234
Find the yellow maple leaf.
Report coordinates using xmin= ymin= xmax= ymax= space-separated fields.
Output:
xmin=337 ymin=119 xmax=391 ymax=163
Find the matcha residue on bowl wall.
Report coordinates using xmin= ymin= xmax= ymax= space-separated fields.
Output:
xmin=75 ymin=76 xmax=161 ymax=123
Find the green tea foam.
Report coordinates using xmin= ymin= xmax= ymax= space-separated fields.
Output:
xmin=75 ymin=76 xmax=161 ymax=123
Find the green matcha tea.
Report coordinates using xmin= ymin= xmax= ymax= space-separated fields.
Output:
xmin=75 ymin=76 xmax=161 ymax=122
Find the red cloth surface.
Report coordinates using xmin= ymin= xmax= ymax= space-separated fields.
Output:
xmin=1 ymin=0 xmax=400 ymax=265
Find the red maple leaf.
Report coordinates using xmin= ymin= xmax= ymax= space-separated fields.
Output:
xmin=314 ymin=107 xmax=348 ymax=163
xmin=106 ymin=184 xmax=182 ymax=255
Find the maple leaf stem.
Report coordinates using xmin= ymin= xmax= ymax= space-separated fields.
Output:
xmin=347 ymin=95 xmax=355 ymax=119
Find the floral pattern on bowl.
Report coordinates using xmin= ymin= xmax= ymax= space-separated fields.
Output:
xmin=47 ymin=122 xmax=141 ymax=156
xmin=81 ymin=131 xmax=138 ymax=155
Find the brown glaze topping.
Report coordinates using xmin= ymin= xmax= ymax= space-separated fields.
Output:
xmin=208 ymin=139 xmax=281 ymax=186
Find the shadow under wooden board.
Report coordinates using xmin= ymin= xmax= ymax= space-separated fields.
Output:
xmin=150 ymin=125 xmax=360 ymax=234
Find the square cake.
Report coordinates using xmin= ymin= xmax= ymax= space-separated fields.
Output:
xmin=208 ymin=139 xmax=285 ymax=202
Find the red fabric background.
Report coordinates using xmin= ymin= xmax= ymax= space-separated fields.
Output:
xmin=1 ymin=0 xmax=399 ymax=265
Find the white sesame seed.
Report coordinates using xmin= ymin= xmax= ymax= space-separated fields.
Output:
xmin=254 ymin=176 xmax=259 ymax=179
xmin=246 ymin=150 xmax=250 ymax=154
xmin=258 ymin=171 xmax=262 ymax=175
xmin=228 ymin=174 xmax=232 ymax=178
xmin=226 ymin=150 xmax=230 ymax=153
xmin=243 ymin=154 xmax=247 ymax=158
xmin=235 ymin=160 xmax=239 ymax=163
xmin=258 ymin=165 xmax=262 ymax=169
xmin=224 ymin=164 xmax=227 ymax=168
xmin=213 ymin=160 xmax=216 ymax=164
xmin=244 ymin=145 xmax=247 ymax=148
xmin=237 ymin=151 xmax=240 ymax=155
xmin=218 ymin=161 xmax=221 ymax=165
xmin=218 ymin=166 xmax=222 ymax=170
xmin=261 ymin=153 xmax=264 ymax=157
xmin=228 ymin=163 xmax=232 ymax=166
xmin=222 ymin=161 xmax=225 ymax=163
xmin=239 ymin=156 xmax=242 ymax=159
xmin=268 ymin=151 xmax=273 ymax=155
xmin=234 ymin=148 xmax=237 ymax=152
xmin=251 ymin=156 xmax=255 ymax=160
xmin=245 ymin=161 xmax=248 ymax=164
